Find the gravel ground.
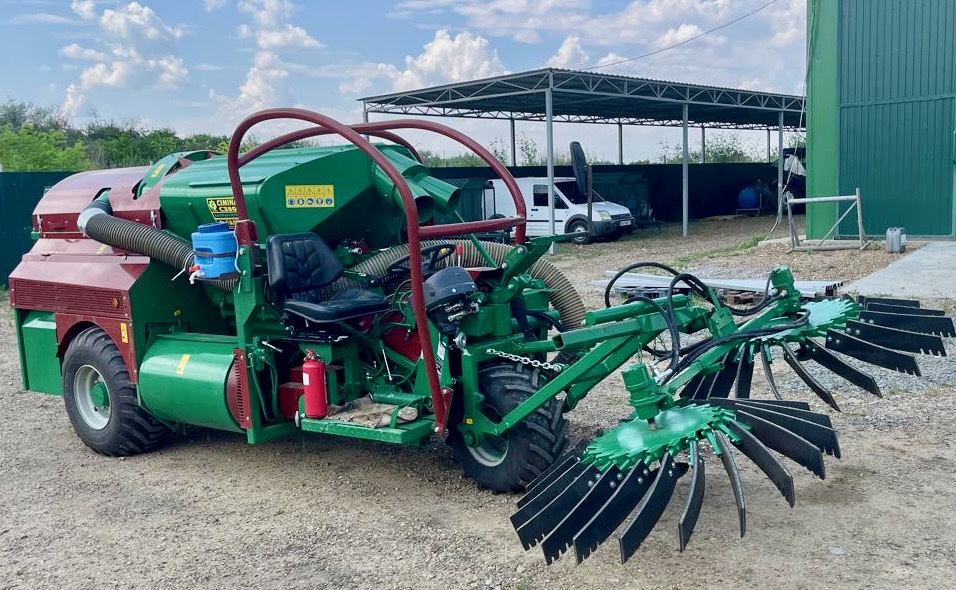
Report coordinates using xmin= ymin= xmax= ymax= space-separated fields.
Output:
xmin=2 ymin=216 xmax=956 ymax=589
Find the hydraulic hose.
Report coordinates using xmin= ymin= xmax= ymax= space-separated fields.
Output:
xmin=325 ymin=239 xmax=587 ymax=330
xmin=78 ymin=197 xmax=237 ymax=290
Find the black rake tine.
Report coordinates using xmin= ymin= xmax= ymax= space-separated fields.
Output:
xmin=781 ymin=344 xmax=841 ymax=411
xmin=573 ymin=461 xmax=657 ymax=564
xmin=735 ymin=400 xmax=836 ymax=430
xmin=678 ymin=442 xmax=705 ymax=552
xmin=858 ymin=295 xmax=920 ymax=308
xmin=859 ymin=310 xmax=955 ymax=337
xmin=714 ymin=432 xmax=746 ymax=537
xmin=760 ymin=346 xmax=784 ymax=401
xmin=618 ymin=454 xmax=682 ymax=563
xmin=540 ymin=466 xmax=623 ymax=564
xmin=726 ymin=421 xmax=795 ymax=507
xmin=679 ymin=373 xmax=707 ymax=400
xmin=736 ymin=411 xmax=826 ymax=479
xmin=706 ymin=352 xmax=739 ymax=399
xmin=865 ymin=302 xmax=945 ymax=316
xmin=692 ymin=373 xmax=719 ymax=401
xmin=732 ymin=398 xmax=812 ymax=411
xmin=845 ymin=320 xmax=946 ymax=357
xmin=732 ymin=403 xmax=840 ymax=459
xmin=523 ymin=440 xmax=587 ymax=499
xmin=735 ymin=344 xmax=755 ymax=399
xmin=802 ymin=339 xmax=882 ymax=397
xmin=515 ymin=466 xmax=601 ymax=549
xmin=512 ymin=460 xmax=590 ymax=528
xmin=825 ymin=329 xmax=922 ymax=376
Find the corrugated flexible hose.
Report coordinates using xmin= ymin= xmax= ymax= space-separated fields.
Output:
xmin=80 ymin=207 xmax=237 ymax=291
xmin=325 ymin=240 xmax=586 ymax=330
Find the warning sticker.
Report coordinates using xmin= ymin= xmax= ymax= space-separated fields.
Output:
xmin=285 ymin=184 xmax=335 ymax=209
xmin=206 ymin=197 xmax=238 ymax=228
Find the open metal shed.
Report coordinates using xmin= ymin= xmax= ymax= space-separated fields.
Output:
xmin=361 ymin=68 xmax=805 ymax=237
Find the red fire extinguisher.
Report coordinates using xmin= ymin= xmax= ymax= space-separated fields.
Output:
xmin=302 ymin=349 xmax=327 ymax=419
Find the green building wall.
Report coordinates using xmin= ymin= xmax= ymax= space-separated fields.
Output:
xmin=807 ymin=0 xmax=956 ymax=239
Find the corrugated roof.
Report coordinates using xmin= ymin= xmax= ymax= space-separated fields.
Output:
xmin=361 ymin=68 xmax=805 ymax=130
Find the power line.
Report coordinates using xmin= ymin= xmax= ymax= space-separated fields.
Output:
xmin=587 ymin=0 xmax=784 ymax=71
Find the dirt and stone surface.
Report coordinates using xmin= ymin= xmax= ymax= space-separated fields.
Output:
xmin=2 ymin=215 xmax=955 ymax=589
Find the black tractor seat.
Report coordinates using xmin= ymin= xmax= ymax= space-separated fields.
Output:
xmin=266 ymin=233 xmax=387 ymax=326
xmin=283 ymin=288 xmax=387 ymax=323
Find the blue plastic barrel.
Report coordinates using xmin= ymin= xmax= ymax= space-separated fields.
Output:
xmin=737 ymin=186 xmax=758 ymax=209
xmin=191 ymin=222 xmax=237 ymax=279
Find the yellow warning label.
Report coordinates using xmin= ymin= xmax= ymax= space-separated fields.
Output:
xmin=150 ymin=163 xmax=166 ymax=178
xmin=206 ymin=197 xmax=238 ymax=228
xmin=120 ymin=323 xmax=129 ymax=343
xmin=175 ymin=354 xmax=191 ymax=376
xmin=285 ymin=185 xmax=335 ymax=208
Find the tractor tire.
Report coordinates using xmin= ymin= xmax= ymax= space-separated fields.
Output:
xmin=568 ymin=220 xmax=592 ymax=245
xmin=450 ymin=363 xmax=567 ymax=493
xmin=62 ymin=327 xmax=170 ymax=456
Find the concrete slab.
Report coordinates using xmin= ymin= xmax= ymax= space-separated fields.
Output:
xmin=846 ymin=242 xmax=956 ymax=299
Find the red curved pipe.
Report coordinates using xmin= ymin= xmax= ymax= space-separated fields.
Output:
xmin=352 ymin=120 xmax=527 ymax=244
xmin=226 ymin=107 xmax=449 ymax=430
xmin=242 ymin=128 xmax=423 ymax=165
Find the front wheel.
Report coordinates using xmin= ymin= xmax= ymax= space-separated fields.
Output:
xmin=63 ymin=327 xmax=170 ymax=456
xmin=449 ymin=363 xmax=567 ymax=492
xmin=567 ymin=220 xmax=592 ymax=245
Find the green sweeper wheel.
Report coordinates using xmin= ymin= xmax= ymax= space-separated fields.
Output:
xmin=450 ymin=363 xmax=568 ymax=493
xmin=62 ymin=327 xmax=170 ymax=456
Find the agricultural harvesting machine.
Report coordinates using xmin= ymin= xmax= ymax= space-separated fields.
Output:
xmin=10 ymin=108 xmax=953 ymax=565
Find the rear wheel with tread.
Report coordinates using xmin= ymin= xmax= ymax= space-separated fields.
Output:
xmin=63 ymin=327 xmax=170 ymax=456
xmin=450 ymin=363 xmax=567 ymax=492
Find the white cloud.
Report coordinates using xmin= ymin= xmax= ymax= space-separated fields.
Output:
xmin=219 ymin=0 xmax=323 ymax=122
xmin=256 ymin=24 xmax=321 ymax=49
xmin=203 ymin=0 xmax=227 ymax=10
xmin=545 ymin=35 xmax=588 ymax=68
xmin=70 ymin=0 xmax=96 ymax=20
xmin=195 ymin=63 xmax=223 ymax=72
xmin=9 ymin=13 xmax=75 ymax=25
xmin=59 ymin=2 xmax=188 ymax=117
xmin=383 ymin=29 xmax=507 ymax=91
xmin=60 ymin=43 xmax=108 ymax=61
xmin=653 ymin=24 xmax=703 ymax=49
xmin=99 ymin=2 xmax=184 ymax=41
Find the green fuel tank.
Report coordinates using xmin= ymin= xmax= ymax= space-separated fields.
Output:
xmin=156 ymin=144 xmax=460 ymax=247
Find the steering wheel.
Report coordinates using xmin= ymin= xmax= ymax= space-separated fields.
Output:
xmin=383 ymin=243 xmax=457 ymax=282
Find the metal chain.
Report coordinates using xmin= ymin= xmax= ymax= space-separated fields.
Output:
xmin=486 ymin=348 xmax=566 ymax=372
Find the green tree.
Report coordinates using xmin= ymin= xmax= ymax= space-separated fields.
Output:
xmin=0 ymin=124 xmax=93 ymax=171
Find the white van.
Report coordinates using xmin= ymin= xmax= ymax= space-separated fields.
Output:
xmin=487 ymin=177 xmax=635 ymax=244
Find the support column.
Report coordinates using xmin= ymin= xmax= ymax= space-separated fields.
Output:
xmin=766 ymin=128 xmax=771 ymax=162
xmin=617 ymin=122 xmax=624 ymax=165
xmin=545 ymin=89 xmax=556 ymax=243
xmin=509 ymin=118 xmax=517 ymax=167
xmin=777 ymin=111 xmax=785 ymax=223
xmin=682 ymin=103 xmax=689 ymax=238
xmin=700 ymin=127 xmax=706 ymax=163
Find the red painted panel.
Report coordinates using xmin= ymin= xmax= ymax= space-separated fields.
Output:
xmin=55 ymin=314 xmax=138 ymax=383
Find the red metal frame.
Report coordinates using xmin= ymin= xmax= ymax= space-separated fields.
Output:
xmin=227 ymin=108 xmax=528 ymax=432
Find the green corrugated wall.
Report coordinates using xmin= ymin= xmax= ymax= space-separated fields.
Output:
xmin=0 ymin=172 xmax=73 ymax=286
xmin=808 ymin=0 xmax=956 ymax=238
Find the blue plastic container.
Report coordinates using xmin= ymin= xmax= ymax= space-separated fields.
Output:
xmin=737 ymin=186 xmax=758 ymax=209
xmin=191 ymin=222 xmax=237 ymax=279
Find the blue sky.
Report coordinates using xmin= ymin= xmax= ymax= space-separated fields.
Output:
xmin=1 ymin=0 xmax=807 ymax=161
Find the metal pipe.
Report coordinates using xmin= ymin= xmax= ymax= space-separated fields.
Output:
xmin=617 ymin=123 xmax=624 ymax=165
xmin=777 ymin=111 xmax=784 ymax=224
xmin=682 ymin=103 xmax=689 ymax=238
xmin=545 ymin=87 xmax=555 ymax=241
xmin=509 ymin=118 xmax=517 ymax=167
xmin=700 ymin=127 xmax=706 ymax=163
